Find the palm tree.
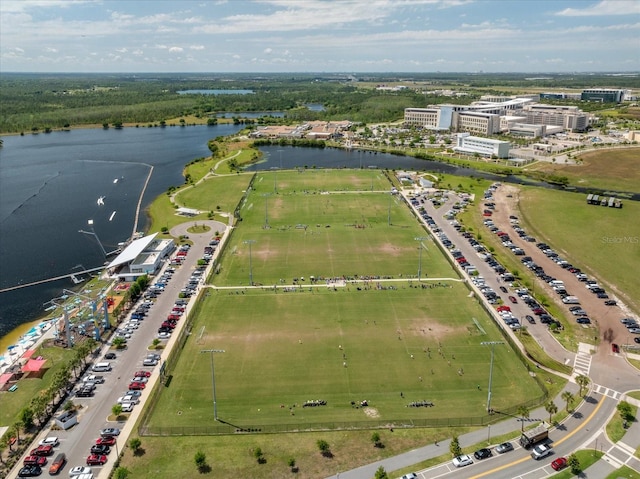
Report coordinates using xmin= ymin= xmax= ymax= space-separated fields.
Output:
xmin=575 ymin=374 xmax=590 ymax=397
xmin=545 ymin=400 xmax=558 ymax=424
xmin=517 ymin=406 xmax=530 ymax=431
xmin=562 ymin=391 xmax=574 ymax=412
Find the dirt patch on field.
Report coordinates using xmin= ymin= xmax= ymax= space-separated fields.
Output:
xmin=363 ymin=407 xmax=380 ymax=418
xmin=408 ymin=318 xmax=466 ymax=340
xmin=378 ymin=242 xmax=409 ymax=257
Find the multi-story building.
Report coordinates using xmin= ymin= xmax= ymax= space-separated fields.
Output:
xmin=454 ymin=111 xmax=501 ymax=135
xmin=453 ymin=133 xmax=510 ymax=158
xmin=581 ymin=88 xmax=624 ymax=103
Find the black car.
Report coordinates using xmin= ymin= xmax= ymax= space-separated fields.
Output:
xmin=104 ymin=352 xmax=117 ymax=360
xmin=18 ymin=464 xmax=42 ymax=477
xmin=474 ymin=448 xmax=492 ymax=460
xmin=525 ymin=315 xmax=535 ymax=324
xmin=91 ymin=444 xmax=111 ymax=454
xmin=634 ymin=337 xmax=640 ymax=344
xmin=605 ymin=300 xmax=617 ymax=306
xmin=576 ymin=317 xmax=591 ymax=324
xmin=76 ymin=388 xmax=94 ymax=398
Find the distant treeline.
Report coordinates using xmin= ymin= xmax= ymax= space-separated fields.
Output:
xmin=1 ymin=72 xmax=635 ymax=134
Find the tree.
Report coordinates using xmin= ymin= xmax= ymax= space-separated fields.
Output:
xmin=194 ymin=450 xmax=207 ymax=472
xmin=254 ymin=446 xmax=265 ymax=464
xmin=317 ymin=439 xmax=331 ymax=457
xmin=19 ymin=407 xmax=34 ymax=430
xmin=112 ymin=337 xmax=126 ymax=349
xmin=568 ymin=453 xmax=581 ymax=474
xmin=287 ymin=457 xmax=297 ymax=472
xmin=112 ymin=404 xmax=123 ymax=418
xmin=617 ymin=401 xmax=634 ymax=422
xmin=575 ymin=374 xmax=590 ymax=397
xmin=517 ymin=405 xmax=530 ymax=431
xmin=129 ymin=437 xmax=142 ymax=455
xmin=449 ymin=435 xmax=462 ymax=457
xmin=371 ymin=431 xmax=382 ymax=448
xmin=562 ymin=391 xmax=574 ymax=412
xmin=374 ymin=466 xmax=389 ymax=479
xmin=545 ymin=401 xmax=558 ymax=425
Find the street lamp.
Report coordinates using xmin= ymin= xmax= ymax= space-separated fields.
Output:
xmin=243 ymin=240 xmax=255 ymax=285
xmin=263 ymin=193 xmax=271 ymax=229
xmin=481 ymin=341 xmax=504 ymax=413
xmin=200 ymin=349 xmax=225 ymax=421
xmin=414 ymin=237 xmax=428 ymax=280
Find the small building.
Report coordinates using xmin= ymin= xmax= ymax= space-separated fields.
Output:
xmin=107 ymin=233 xmax=175 ymax=281
xmin=55 ymin=411 xmax=77 ymax=430
xmin=453 ymin=133 xmax=510 ymax=159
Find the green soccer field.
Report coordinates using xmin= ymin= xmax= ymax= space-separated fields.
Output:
xmin=147 ymin=170 xmax=543 ymax=430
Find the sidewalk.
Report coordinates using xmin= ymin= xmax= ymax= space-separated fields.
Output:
xmin=326 ymin=382 xmax=591 ymax=479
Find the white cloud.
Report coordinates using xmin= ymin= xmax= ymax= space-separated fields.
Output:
xmin=555 ymin=0 xmax=640 ymax=16
xmin=44 ymin=47 xmax=58 ymax=53
xmin=190 ymin=45 xmax=205 ymax=50
xmin=115 ymin=48 xmax=128 ymax=53
xmin=264 ymin=48 xmax=273 ymax=54
xmin=169 ymin=46 xmax=184 ymax=53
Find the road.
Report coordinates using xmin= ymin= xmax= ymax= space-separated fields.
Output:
xmin=8 ymin=220 xmax=227 ymax=479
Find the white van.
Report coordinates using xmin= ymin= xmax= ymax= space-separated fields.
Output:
xmin=562 ymin=296 xmax=580 ymax=304
xmin=92 ymin=362 xmax=112 ymax=372
xmin=549 ymin=280 xmax=564 ymax=287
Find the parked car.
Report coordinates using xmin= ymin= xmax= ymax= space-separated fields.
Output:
xmin=400 ymin=474 xmax=417 ymax=479
xmin=104 ymin=352 xmax=117 ymax=360
xmin=452 ymin=454 xmax=474 ymax=467
xmin=474 ymin=448 xmax=492 ymax=460
xmin=69 ymin=466 xmax=93 ymax=476
xmin=612 ymin=343 xmax=620 ymax=353
xmin=134 ymin=370 xmax=151 ymax=378
xmin=95 ymin=436 xmax=116 ymax=446
xmin=86 ymin=454 xmax=107 ymax=466
xmin=17 ymin=465 xmax=42 ymax=477
xmin=495 ymin=442 xmax=513 ymax=454
xmin=142 ymin=358 xmax=158 ymax=366
xmin=508 ymin=296 xmax=517 ymax=304
xmin=551 ymin=457 xmax=568 ymax=470
xmin=91 ymin=444 xmax=110 ymax=454
xmin=99 ymin=428 xmax=120 ymax=437
xmin=128 ymin=381 xmax=146 ymax=390
xmin=23 ymin=455 xmax=47 ymax=466
xmin=30 ymin=445 xmax=54 ymax=456
xmin=121 ymin=402 xmax=135 ymax=413
xmin=38 ymin=436 xmax=59 ymax=447
xmin=48 ymin=452 xmax=66 ymax=475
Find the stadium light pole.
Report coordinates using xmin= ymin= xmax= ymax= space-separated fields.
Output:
xmin=262 ymin=193 xmax=271 ymax=229
xmin=200 ymin=349 xmax=225 ymax=421
xmin=414 ymin=237 xmax=428 ymax=280
xmin=243 ymin=240 xmax=255 ymax=285
xmin=481 ymin=341 xmax=504 ymax=413
xmin=388 ymin=191 xmax=392 ymax=226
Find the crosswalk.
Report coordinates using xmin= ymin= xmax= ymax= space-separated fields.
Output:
xmin=592 ymin=383 xmax=623 ymax=400
xmin=573 ymin=348 xmax=592 ymax=377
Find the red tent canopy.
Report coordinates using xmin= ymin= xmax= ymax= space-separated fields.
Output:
xmin=0 ymin=373 xmax=13 ymax=386
xmin=22 ymin=358 xmax=47 ymax=372
xmin=21 ymin=349 xmax=36 ymax=359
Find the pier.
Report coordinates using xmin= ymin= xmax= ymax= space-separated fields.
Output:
xmin=0 ymin=266 xmax=106 ymax=293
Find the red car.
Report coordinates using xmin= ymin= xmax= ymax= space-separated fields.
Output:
xmin=129 ymin=381 xmax=146 ymax=390
xmin=23 ymin=455 xmax=47 ymax=466
xmin=551 ymin=457 xmax=567 ymax=471
xmin=134 ymin=370 xmax=151 ymax=378
xmin=508 ymin=296 xmax=518 ymax=304
xmin=497 ymin=305 xmax=511 ymax=312
xmin=96 ymin=436 xmax=116 ymax=446
xmin=612 ymin=343 xmax=620 ymax=353
xmin=86 ymin=454 xmax=108 ymax=466
xmin=30 ymin=445 xmax=54 ymax=456
xmin=167 ymin=314 xmax=181 ymax=321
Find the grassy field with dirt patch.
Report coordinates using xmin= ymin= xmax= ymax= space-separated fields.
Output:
xmin=529 ymin=147 xmax=640 ymax=193
xmin=519 ymin=188 xmax=640 ymax=315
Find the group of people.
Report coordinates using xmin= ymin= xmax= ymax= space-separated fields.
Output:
xmin=302 ymin=399 xmax=327 ymax=407
xmin=407 ymin=400 xmax=435 ymax=408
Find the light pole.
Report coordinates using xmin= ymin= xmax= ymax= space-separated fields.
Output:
xmin=388 ymin=191 xmax=393 ymax=226
xmin=200 ymin=349 xmax=225 ymax=421
xmin=243 ymin=240 xmax=255 ymax=285
xmin=414 ymin=237 xmax=428 ymax=280
xmin=481 ymin=341 xmax=504 ymax=413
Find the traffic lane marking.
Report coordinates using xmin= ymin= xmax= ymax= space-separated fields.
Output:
xmin=468 ymin=392 xmax=605 ymax=479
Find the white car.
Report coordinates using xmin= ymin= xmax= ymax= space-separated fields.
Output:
xmin=69 ymin=466 xmax=93 ymax=476
xmin=38 ymin=436 xmax=59 ymax=447
xmin=157 ymin=331 xmax=171 ymax=340
xmin=531 ymin=444 xmax=552 ymax=460
xmin=142 ymin=358 xmax=158 ymax=366
xmin=117 ymin=395 xmax=140 ymax=404
xmin=452 ymin=454 xmax=474 ymax=467
xmin=131 ymin=376 xmax=149 ymax=383
xmin=121 ymin=403 xmax=135 ymax=412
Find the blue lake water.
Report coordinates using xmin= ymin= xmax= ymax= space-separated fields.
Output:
xmin=0 ymin=124 xmax=243 ymax=338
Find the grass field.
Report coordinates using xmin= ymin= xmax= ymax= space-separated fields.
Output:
xmin=529 ymin=147 xmax=640 ymax=193
xmin=147 ymin=170 xmax=543 ymax=431
xmin=518 ymin=188 xmax=640 ymax=315
xmin=176 ymin=173 xmax=253 ymax=216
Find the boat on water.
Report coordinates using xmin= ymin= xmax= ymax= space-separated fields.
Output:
xmin=109 ymin=211 xmax=116 ymax=221
xmin=97 ymin=196 xmax=105 ymax=205
xmin=113 ymin=178 xmax=118 ymax=184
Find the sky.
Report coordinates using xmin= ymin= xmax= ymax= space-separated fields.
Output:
xmin=1 ymin=0 xmax=639 ymax=73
